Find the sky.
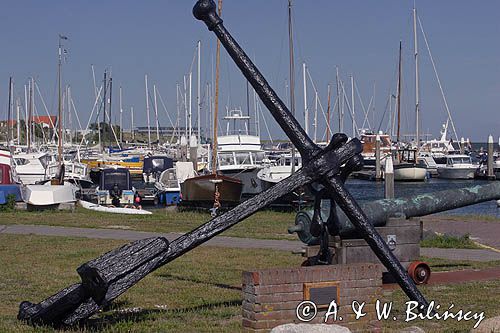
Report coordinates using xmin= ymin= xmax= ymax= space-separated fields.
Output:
xmin=0 ymin=0 xmax=499 ymax=142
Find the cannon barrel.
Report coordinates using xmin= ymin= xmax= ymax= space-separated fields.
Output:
xmin=291 ymin=182 xmax=500 ymax=244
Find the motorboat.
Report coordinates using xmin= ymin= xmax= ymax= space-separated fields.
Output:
xmin=257 ymin=153 xmax=313 ymax=209
xmin=93 ymin=167 xmax=136 ymax=206
xmin=393 ymin=149 xmax=427 ymax=181
xmin=13 ymin=152 xmax=50 ymax=184
xmin=134 ymin=155 xmax=174 ymax=205
xmin=156 ymin=161 xmax=193 ymax=206
xmin=437 ymin=155 xmax=476 ymax=180
xmin=217 ymin=108 xmax=265 ymax=199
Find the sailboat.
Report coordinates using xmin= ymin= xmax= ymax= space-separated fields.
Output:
xmin=257 ymin=0 xmax=315 ymax=208
xmin=179 ymin=6 xmax=243 ymax=212
xmin=392 ymin=29 xmax=426 ymax=181
xmin=22 ymin=35 xmax=78 ymax=207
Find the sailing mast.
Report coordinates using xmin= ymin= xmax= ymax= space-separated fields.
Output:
xmin=197 ymin=40 xmax=201 ymax=143
xmin=326 ymin=83 xmax=331 ymax=144
xmin=302 ymin=62 xmax=308 ymax=135
xmin=102 ymin=70 xmax=107 ymax=152
xmin=119 ymin=86 xmax=123 ymax=143
xmin=145 ymin=74 xmax=151 ymax=148
xmin=58 ymin=35 xmax=68 ymax=165
xmin=7 ymin=77 xmax=12 ymax=145
xmin=108 ymin=77 xmax=113 ymax=148
xmin=288 ymin=0 xmax=296 ymax=172
xmin=396 ymin=40 xmax=402 ymax=143
xmin=413 ymin=6 xmax=420 ymax=151
xmin=153 ymin=84 xmax=160 ymax=143
xmin=212 ymin=0 xmax=222 ymax=175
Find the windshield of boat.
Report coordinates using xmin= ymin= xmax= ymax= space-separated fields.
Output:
xmin=102 ymin=171 xmax=131 ymax=190
xmin=218 ymin=152 xmax=235 ymax=166
xmin=448 ymin=157 xmax=471 ymax=165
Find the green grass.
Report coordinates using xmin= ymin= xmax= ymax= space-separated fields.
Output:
xmin=421 ymin=234 xmax=481 ymax=249
xmin=0 ymin=234 xmax=303 ymax=333
xmin=0 ymin=234 xmax=499 ymax=332
xmin=0 ymin=207 xmax=297 ymax=241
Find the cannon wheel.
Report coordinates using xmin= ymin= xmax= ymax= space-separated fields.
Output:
xmin=407 ymin=261 xmax=431 ymax=285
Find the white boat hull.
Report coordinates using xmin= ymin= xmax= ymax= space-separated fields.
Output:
xmin=437 ymin=167 xmax=475 ymax=180
xmin=22 ymin=183 xmax=77 ymax=206
xmin=393 ymin=166 xmax=427 ymax=181
xmin=79 ymin=200 xmax=152 ymax=215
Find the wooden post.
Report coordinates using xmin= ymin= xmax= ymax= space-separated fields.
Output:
xmin=385 ymin=155 xmax=394 ymax=199
xmin=375 ymin=134 xmax=381 ymax=180
xmin=487 ymin=135 xmax=494 ymax=179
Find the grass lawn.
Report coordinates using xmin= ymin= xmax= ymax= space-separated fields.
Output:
xmin=0 ymin=207 xmax=297 ymax=241
xmin=0 ymin=234 xmax=499 ymax=332
xmin=420 ymin=234 xmax=481 ymax=249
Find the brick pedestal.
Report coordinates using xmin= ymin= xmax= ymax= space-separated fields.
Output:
xmin=242 ymin=263 xmax=383 ymax=332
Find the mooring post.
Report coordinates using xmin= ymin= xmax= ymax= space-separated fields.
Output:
xmin=375 ymin=134 xmax=381 ymax=180
xmin=488 ymin=134 xmax=494 ymax=179
xmin=384 ymin=155 xmax=394 ymax=199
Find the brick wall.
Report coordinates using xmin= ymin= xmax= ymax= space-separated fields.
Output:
xmin=242 ymin=263 xmax=383 ymax=332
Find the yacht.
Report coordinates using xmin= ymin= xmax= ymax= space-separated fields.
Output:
xmin=217 ymin=108 xmax=265 ymax=199
xmin=13 ymin=152 xmax=50 ymax=184
xmin=437 ymin=155 xmax=476 ymax=180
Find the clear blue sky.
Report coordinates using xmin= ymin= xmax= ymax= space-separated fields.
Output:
xmin=1 ymin=0 xmax=499 ymax=142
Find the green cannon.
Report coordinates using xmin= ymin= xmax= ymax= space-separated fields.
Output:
xmin=290 ymin=182 xmax=500 ymax=245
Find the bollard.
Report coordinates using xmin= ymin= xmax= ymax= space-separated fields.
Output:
xmin=488 ymin=135 xmax=494 ymax=179
xmin=385 ymin=155 xmax=394 ymax=199
xmin=375 ymin=134 xmax=381 ymax=180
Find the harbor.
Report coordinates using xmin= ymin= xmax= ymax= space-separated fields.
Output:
xmin=1 ymin=1 xmax=500 ymax=332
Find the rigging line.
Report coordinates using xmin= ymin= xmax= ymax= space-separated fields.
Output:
xmin=78 ymin=86 xmax=103 ymax=150
xmin=321 ymin=96 xmax=338 ymax=142
xmin=377 ymin=93 xmax=392 ymax=133
xmin=305 ymin=68 xmax=332 ymax=138
xmin=340 ymin=79 xmax=359 ymax=137
xmin=70 ymin=98 xmax=83 ymax=132
xmin=417 ymin=14 xmax=459 ymax=143
xmin=353 ymin=80 xmax=372 ymax=129
xmin=32 ymin=104 xmax=47 ymax=143
xmin=34 ymin=81 xmax=58 ymax=132
xmin=156 ymin=88 xmax=177 ymax=131
xmin=257 ymin=99 xmax=273 ymax=144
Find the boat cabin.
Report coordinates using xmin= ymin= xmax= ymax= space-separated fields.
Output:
xmin=96 ymin=167 xmax=135 ymax=206
xmin=445 ymin=155 xmax=473 ymax=166
xmin=143 ymin=156 xmax=173 ymax=180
